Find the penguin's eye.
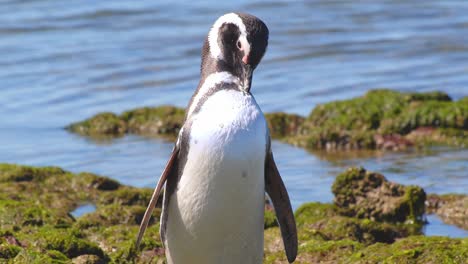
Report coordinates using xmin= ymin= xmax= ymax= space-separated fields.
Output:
xmin=236 ymin=40 xmax=242 ymax=50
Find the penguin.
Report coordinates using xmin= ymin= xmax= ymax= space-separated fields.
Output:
xmin=136 ymin=12 xmax=297 ymax=264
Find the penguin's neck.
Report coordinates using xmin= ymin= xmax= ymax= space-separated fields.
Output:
xmin=200 ymin=41 xmax=244 ymax=84
xmin=201 ymin=57 xmax=240 ymax=81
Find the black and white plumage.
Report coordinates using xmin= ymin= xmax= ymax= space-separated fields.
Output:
xmin=137 ymin=12 xmax=297 ymax=263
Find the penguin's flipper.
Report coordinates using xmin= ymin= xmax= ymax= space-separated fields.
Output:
xmin=136 ymin=146 xmax=179 ymax=249
xmin=265 ymin=151 xmax=298 ymax=263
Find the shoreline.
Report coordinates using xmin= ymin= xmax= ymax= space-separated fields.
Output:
xmin=1 ymin=163 xmax=466 ymax=262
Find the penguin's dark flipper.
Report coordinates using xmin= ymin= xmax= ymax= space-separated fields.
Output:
xmin=265 ymin=151 xmax=298 ymax=263
xmin=136 ymin=146 xmax=179 ymax=249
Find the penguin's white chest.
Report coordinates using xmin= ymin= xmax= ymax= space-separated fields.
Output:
xmin=165 ymin=90 xmax=267 ymax=264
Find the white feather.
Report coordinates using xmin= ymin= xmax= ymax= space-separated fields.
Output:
xmin=165 ymin=89 xmax=268 ymax=264
xmin=208 ymin=13 xmax=250 ymax=61
xmin=187 ymin=71 xmax=239 ymax=118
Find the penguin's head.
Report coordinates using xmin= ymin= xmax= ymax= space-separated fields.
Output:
xmin=204 ymin=13 xmax=269 ymax=92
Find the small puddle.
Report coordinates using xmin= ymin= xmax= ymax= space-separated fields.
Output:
xmin=70 ymin=203 xmax=96 ymax=218
xmin=423 ymin=214 xmax=468 ymax=238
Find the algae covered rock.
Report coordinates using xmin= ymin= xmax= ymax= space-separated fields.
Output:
xmin=121 ymin=106 xmax=185 ymax=137
xmin=0 ymin=163 xmax=284 ymax=263
xmin=0 ymin=163 xmax=164 ymax=262
xmin=265 ymin=112 xmax=305 ymax=139
xmin=67 ymin=105 xmax=185 ymax=139
xmin=349 ymin=236 xmax=468 ymax=263
xmin=294 ymin=202 xmax=419 ymax=245
xmin=67 ymin=112 xmax=127 ymax=136
xmin=426 ymin=194 xmax=468 ymax=230
xmin=332 ymin=167 xmax=426 ymax=223
xmin=293 ymin=89 xmax=467 ymax=150
xmin=265 ymin=201 xmax=466 ymax=263
xmin=66 ymin=89 xmax=467 ymax=150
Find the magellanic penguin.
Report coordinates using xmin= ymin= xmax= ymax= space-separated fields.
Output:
xmin=136 ymin=12 xmax=297 ymax=264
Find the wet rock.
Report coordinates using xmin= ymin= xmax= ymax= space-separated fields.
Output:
xmin=66 ymin=89 xmax=468 ymax=150
xmin=67 ymin=106 xmax=184 ymax=140
xmin=296 ymin=89 xmax=467 ymax=150
xmin=265 ymin=203 xmax=466 ymax=263
xmin=264 ymin=112 xmax=305 ymax=138
xmin=348 ymin=236 xmax=468 ymax=263
xmin=2 ymin=163 xmax=465 ymax=263
xmin=374 ymin=134 xmax=414 ymax=150
xmin=121 ymin=106 xmax=185 ymax=138
xmin=90 ymin=176 xmax=120 ymax=191
xmin=0 ymin=163 xmax=284 ymax=263
xmin=426 ymin=194 xmax=468 ymax=230
xmin=295 ymin=202 xmax=419 ymax=245
xmin=67 ymin=112 xmax=127 ymax=136
xmin=72 ymin=254 xmax=106 ymax=264
xmin=332 ymin=167 xmax=426 ymax=223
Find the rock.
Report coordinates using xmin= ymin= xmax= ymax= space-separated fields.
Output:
xmin=374 ymin=134 xmax=413 ymax=150
xmin=294 ymin=89 xmax=467 ymax=150
xmin=426 ymin=194 xmax=468 ymax=230
xmin=121 ymin=106 xmax=185 ymax=138
xmin=264 ymin=112 xmax=305 ymax=138
xmin=0 ymin=163 xmax=283 ymax=263
xmin=90 ymin=175 xmax=121 ymax=191
xmin=347 ymin=236 xmax=468 ymax=263
xmin=72 ymin=254 xmax=106 ymax=264
xmin=67 ymin=112 xmax=127 ymax=136
xmin=294 ymin=202 xmax=419 ymax=245
xmin=265 ymin=203 xmax=466 ymax=263
xmin=332 ymin=167 xmax=426 ymax=223
xmin=66 ymin=89 xmax=468 ymax=150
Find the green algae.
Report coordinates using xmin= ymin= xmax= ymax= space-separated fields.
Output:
xmin=264 ymin=112 xmax=305 ymax=139
xmin=294 ymin=89 xmax=467 ymax=150
xmin=294 ymin=202 xmax=420 ymax=245
xmin=0 ymin=163 xmax=154 ymax=262
xmin=0 ymin=163 xmax=296 ymax=263
xmin=349 ymin=236 xmax=468 ymax=263
xmin=332 ymin=167 xmax=426 ymax=223
xmin=67 ymin=112 xmax=127 ymax=136
xmin=2 ymin=163 xmax=466 ymax=263
xmin=67 ymin=105 xmax=184 ymax=140
xmin=264 ymin=209 xmax=278 ymax=229
xmin=121 ymin=106 xmax=185 ymax=138
xmin=265 ymin=202 xmax=466 ymax=263
xmin=66 ymin=89 xmax=467 ymax=151
xmin=0 ymin=244 xmax=21 ymax=259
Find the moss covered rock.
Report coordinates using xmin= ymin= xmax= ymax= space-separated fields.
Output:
xmin=332 ymin=167 xmax=426 ymax=223
xmin=67 ymin=89 xmax=467 ymax=151
xmin=2 ymin=163 xmax=466 ymax=263
xmin=291 ymin=89 xmax=467 ymax=150
xmin=0 ymin=164 xmax=289 ymax=263
xmin=349 ymin=236 xmax=468 ymax=263
xmin=121 ymin=106 xmax=185 ymax=137
xmin=426 ymin=194 xmax=468 ymax=230
xmin=265 ymin=112 xmax=305 ymax=139
xmin=0 ymin=163 xmax=157 ymax=262
xmin=67 ymin=106 xmax=185 ymax=140
xmin=295 ymin=202 xmax=420 ymax=245
xmin=265 ymin=202 xmax=466 ymax=263
xmin=67 ymin=112 xmax=127 ymax=136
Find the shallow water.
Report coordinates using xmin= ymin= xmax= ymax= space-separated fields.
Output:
xmin=0 ymin=1 xmax=467 ymax=237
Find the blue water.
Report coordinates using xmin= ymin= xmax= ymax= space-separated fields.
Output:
xmin=70 ymin=203 xmax=97 ymax=218
xmin=0 ymin=1 xmax=467 ymax=237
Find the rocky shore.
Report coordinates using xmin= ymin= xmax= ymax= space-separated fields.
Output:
xmin=67 ymin=89 xmax=467 ymax=151
xmin=1 ymin=164 xmax=466 ymax=263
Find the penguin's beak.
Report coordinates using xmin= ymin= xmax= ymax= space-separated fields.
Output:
xmin=242 ymin=63 xmax=253 ymax=93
